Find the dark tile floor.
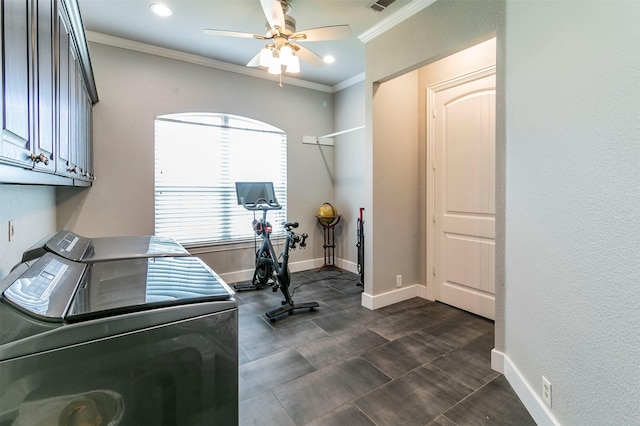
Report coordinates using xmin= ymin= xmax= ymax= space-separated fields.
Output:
xmin=235 ymin=269 xmax=535 ymax=426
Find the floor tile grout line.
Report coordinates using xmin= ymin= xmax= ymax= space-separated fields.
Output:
xmin=270 ymin=389 xmax=299 ymax=426
xmin=438 ymin=374 xmax=501 ymax=423
xmin=345 ymin=355 xmax=469 ymax=426
xmin=269 ymin=353 xmax=392 ymax=425
xmin=238 ymin=270 xmax=525 ymax=425
xmin=425 ymin=360 xmax=483 ymax=397
xmin=438 ymin=413 xmax=461 ymax=426
xmin=239 ymin=347 xmax=319 ymax=403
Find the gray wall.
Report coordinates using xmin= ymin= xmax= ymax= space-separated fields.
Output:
xmin=504 ymin=1 xmax=640 ymax=424
xmin=56 ymin=42 xmax=336 ymax=276
xmin=365 ymin=0 xmax=639 ymax=423
xmin=334 ymin=81 xmax=366 ymax=269
xmin=369 ymin=71 xmax=421 ymax=294
xmin=0 ymin=185 xmax=57 ymax=277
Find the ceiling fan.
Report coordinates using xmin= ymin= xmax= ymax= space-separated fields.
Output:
xmin=204 ymin=0 xmax=352 ymax=75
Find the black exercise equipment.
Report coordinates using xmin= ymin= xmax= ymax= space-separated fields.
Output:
xmin=233 ymin=182 xmax=319 ymax=321
xmin=356 ymin=207 xmax=365 ymax=286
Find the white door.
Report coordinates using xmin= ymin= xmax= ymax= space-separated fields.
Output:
xmin=432 ymin=72 xmax=496 ymax=319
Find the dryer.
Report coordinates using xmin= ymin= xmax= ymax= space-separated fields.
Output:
xmin=0 ymin=252 xmax=238 ymax=425
xmin=20 ymin=229 xmax=190 ymax=264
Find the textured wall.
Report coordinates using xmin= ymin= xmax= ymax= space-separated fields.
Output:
xmin=0 ymin=185 xmax=57 ymax=278
xmin=56 ymin=42 xmax=336 ymax=274
xmin=334 ymin=81 xmax=366 ymax=268
xmin=370 ymin=71 xmax=421 ymax=294
xmin=505 ymin=1 xmax=640 ymax=423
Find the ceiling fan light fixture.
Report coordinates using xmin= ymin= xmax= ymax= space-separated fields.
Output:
xmin=259 ymin=48 xmax=273 ymax=67
xmin=286 ymin=55 xmax=300 ymax=73
xmin=268 ymin=57 xmax=282 ymax=74
xmin=280 ymin=44 xmax=294 ymax=63
xmin=203 ymin=0 xmax=353 ymax=81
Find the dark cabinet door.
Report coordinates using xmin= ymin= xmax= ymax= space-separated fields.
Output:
xmin=0 ymin=0 xmax=33 ymax=168
xmin=56 ymin=4 xmax=74 ymax=177
xmin=0 ymin=0 xmax=96 ymax=185
xmin=34 ymin=0 xmax=56 ymax=173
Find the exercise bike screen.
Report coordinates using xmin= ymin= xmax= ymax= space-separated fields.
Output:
xmin=235 ymin=182 xmax=277 ymax=205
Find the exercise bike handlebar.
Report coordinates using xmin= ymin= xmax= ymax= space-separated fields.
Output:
xmin=240 ymin=197 xmax=282 ymax=211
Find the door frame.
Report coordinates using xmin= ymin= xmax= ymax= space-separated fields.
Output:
xmin=425 ymin=65 xmax=497 ymax=302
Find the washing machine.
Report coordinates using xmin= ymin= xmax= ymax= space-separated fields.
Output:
xmin=20 ymin=229 xmax=190 ymax=264
xmin=0 ymin=252 xmax=238 ymax=425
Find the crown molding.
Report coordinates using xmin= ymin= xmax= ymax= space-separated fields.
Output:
xmin=85 ymin=1 xmax=436 ymax=96
xmin=85 ymin=31 xmax=335 ymax=93
xmin=333 ymin=72 xmax=365 ymax=92
xmin=358 ymin=0 xmax=438 ymax=43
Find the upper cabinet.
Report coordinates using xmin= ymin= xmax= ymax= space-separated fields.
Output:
xmin=36 ymin=0 xmax=56 ymax=175
xmin=0 ymin=0 xmax=32 ymax=170
xmin=0 ymin=0 xmax=98 ymax=186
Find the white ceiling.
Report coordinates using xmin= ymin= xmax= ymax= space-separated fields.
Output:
xmin=77 ymin=0 xmax=414 ymax=87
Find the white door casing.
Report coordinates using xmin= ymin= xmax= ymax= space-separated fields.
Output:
xmin=428 ymin=68 xmax=496 ymax=319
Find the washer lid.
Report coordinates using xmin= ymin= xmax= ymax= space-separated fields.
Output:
xmin=78 ymin=235 xmax=190 ymax=262
xmin=66 ymin=256 xmax=234 ymax=322
xmin=2 ymin=253 xmax=86 ymax=321
xmin=42 ymin=231 xmax=189 ymax=263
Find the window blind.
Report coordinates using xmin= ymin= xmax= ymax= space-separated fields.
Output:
xmin=154 ymin=114 xmax=287 ymax=245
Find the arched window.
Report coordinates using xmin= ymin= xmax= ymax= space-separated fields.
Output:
xmin=154 ymin=113 xmax=287 ymax=245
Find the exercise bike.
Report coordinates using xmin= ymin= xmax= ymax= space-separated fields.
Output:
xmin=234 ymin=182 xmax=319 ymax=321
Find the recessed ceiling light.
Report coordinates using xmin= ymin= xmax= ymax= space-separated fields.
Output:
xmin=323 ymin=55 xmax=335 ymax=64
xmin=150 ymin=3 xmax=173 ymax=17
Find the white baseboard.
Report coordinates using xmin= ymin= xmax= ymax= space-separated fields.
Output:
xmin=335 ymin=258 xmax=359 ymax=274
xmin=222 ymin=256 xmax=557 ymax=425
xmin=219 ymin=258 xmax=328 ymax=284
xmin=361 ymin=284 xmax=429 ymax=310
xmin=221 ymin=257 xmax=427 ymax=311
xmin=491 ymin=348 xmax=505 ymax=373
xmin=492 ymin=350 xmax=560 ymax=426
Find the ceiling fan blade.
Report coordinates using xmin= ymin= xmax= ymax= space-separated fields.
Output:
xmin=260 ymin=0 xmax=285 ymax=34
xmin=291 ymin=25 xmax=352 ymax=42
xmin=247 ymin=52 xmax=262 ymax=67
xmin=295 ymin=45 xmax=325 ymax=68
xmin=204 ymin=29 xmax=268 ymax=39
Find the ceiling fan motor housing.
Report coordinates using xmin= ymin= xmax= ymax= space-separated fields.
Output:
xmin=266 ymin=15 xmax=296 ymax=35
xmin=283 ymin=15 xmax=296 ymax=34
xmin=280 ymin=0 xmax=292 ymax=14
xmin=205 ymin=0 xmax=350 ymax=73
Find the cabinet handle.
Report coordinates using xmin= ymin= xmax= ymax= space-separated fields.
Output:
xmin=29 ymin=153 xmax=50 ymax=165
xmin=68 ymin=166 xmax=78 ymax=174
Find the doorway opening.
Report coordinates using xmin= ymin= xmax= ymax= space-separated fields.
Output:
xmin=422 ymin=38 xmax=497 ymax=319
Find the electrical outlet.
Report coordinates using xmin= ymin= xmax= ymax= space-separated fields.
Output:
xmin=542 ymin=376 xmax=552 ymax=408
xmin=396 ymin=275 xmax=402 ymax=287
